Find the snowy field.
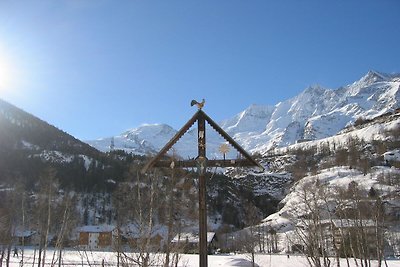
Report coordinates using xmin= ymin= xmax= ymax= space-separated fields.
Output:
xmin=6 ymin=249 xmax=400 ymax=267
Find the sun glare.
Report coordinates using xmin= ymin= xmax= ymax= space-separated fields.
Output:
xmin=0 ymin=51 xmax=18 ymax=93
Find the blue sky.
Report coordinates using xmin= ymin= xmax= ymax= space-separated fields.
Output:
xmin=0 ymin=0 xmax=399 ymax=140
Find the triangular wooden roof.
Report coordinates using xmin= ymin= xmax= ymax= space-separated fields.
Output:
xmin=141 ymin=109 xmax=264 ymax=173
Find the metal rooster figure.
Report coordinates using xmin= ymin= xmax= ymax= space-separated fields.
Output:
xmin=191 ymin=98 xmax=205 ymax=109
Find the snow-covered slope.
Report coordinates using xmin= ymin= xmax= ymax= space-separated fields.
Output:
xmin=88 ymin=124 xmax=178 ymax=155
xmin=239 ymin=113 xmax=400 ymax=254
xmin=256 ymin=165 xmax=400 ymax=254
xmin=87 ymin=71 xmax=400 ymax=156
xmin=272 ymin=111 xmax=400 ymax=157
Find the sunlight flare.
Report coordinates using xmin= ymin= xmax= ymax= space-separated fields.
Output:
xmin=0 ymin=50 xmax=19 ymax=92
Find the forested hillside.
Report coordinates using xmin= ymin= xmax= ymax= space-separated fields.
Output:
xmin=0 ymin=98 xmax=137 ymax=190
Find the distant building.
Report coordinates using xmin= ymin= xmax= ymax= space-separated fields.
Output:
xmin=78 ymin=225 xmax=116 ymax=250
xmin=296 ymin=139 xmax=313 ymax=144
xmin=296 ymin=219 xmax=377 ymax=257
xmin=171 ymin=232 xmax=218 ymax=254
xmin=118 ymin=224 xmax=166 ymax=251
xmin=383 ymin=150 xmax=400 ymax=162
xmin=13 ymin=229 xmax=39 ymax=246
xmin=330 ymin=219 xmax=377 ymax=257
xmin=384 ymin=199 xmax=400 ymax=221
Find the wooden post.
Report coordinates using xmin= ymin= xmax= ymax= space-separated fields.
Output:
xmin=197 ymin=113 xmax=208 ymax=267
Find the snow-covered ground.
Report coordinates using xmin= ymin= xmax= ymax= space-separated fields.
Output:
xmin=6 ymin=249 xmax=400 ymax=267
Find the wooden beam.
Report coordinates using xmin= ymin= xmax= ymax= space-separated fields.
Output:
xmin=153 ymin=159 xmax=262 ymax=168
xmin=141 ymin=109 xmax=264 ymax=173
xmin=141 ymin=110 xmax=200 ymax=174
xmin=200 ymin=110 xmax=264 ymax=171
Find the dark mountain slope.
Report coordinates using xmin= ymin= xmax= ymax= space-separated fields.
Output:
xmin=0 ymin=98 xmax=99 ymax=155
xmin=0 ymin=99 xmax=132 ymax=190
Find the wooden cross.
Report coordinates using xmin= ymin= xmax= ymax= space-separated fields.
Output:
xmin=141 ymin=105 xmax=263 ymax=267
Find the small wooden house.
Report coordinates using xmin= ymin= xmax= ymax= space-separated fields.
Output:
xmin=121 ymin=224 xmax=164 ymax=251
xmin=384 ymin=199 xmax=400 ymax=221
xmin=296 ymin=219 xmax=378 ymax=257
xmin=171 ymin=232 xmax=218 ymax=254
xmin=78 ymin=225 xmax=116 ymax=250
xmin=330 ymin=219 xmax=377 ymax=256
xmin=13 ymin=230 xmax=39 ymax=246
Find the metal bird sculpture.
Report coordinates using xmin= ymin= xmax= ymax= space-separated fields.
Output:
xmin=190 ymin=99 xmax=205 ymax=109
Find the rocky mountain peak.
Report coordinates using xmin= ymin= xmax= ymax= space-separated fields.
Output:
xmin=87 ymin=71 xmax=400 ymax=156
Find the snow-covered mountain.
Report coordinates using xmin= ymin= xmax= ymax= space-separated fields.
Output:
xmin=88 ymin=124 xmax=178 ymax=155
xmin=87 ymin=71 xmax=400 ymax=156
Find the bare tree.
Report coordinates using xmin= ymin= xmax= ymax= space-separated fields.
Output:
xmin=0 ymin=187 xmax=17 ymax=266
xmin=114 ymin=164 xmax=164 ymax=267
xmin=50 ymin=191 xmax=77 ymax=267
xmin=242 ymin=202 xmax=262 ymax=267
xmin=293 ymin=179 xmax=333 ymax=267
xmin=164 ymin=166 xmax=178 ymax=267
xmin=29 ymin=168 xmax=58 ymax=267
xmin=371 ymin=194 xmax=386 ymax=267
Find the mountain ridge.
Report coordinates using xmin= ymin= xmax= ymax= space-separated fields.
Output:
xmin=0 ymin=98 xmax=131 ymax=190
xmin=87 ymin=70 xmax=400 ymax=156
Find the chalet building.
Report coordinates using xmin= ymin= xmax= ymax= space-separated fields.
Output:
xmin=383 ymin=150 xmax=400 ymax=162
xmin=330 ymin=219 xmax=377 ymax=255
xmin=78 ymin=225 xmax=116 ymax=250
xmin=120 ymin=224 xmax=164 ymax=251
xmin=296 ymin=219 xmax=378 ymax=257
xmin=123 ymin=233 xmax=163 ymax=250
xmin=171 ymin=232 xmax=218 ymax=254
xmin=13 ymin=230 xmax=39 ymax=246
xmin=384 ymin=199 xmax=400 ymax=221
xmin=296 ymin=138 xmax=313 ymax=144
